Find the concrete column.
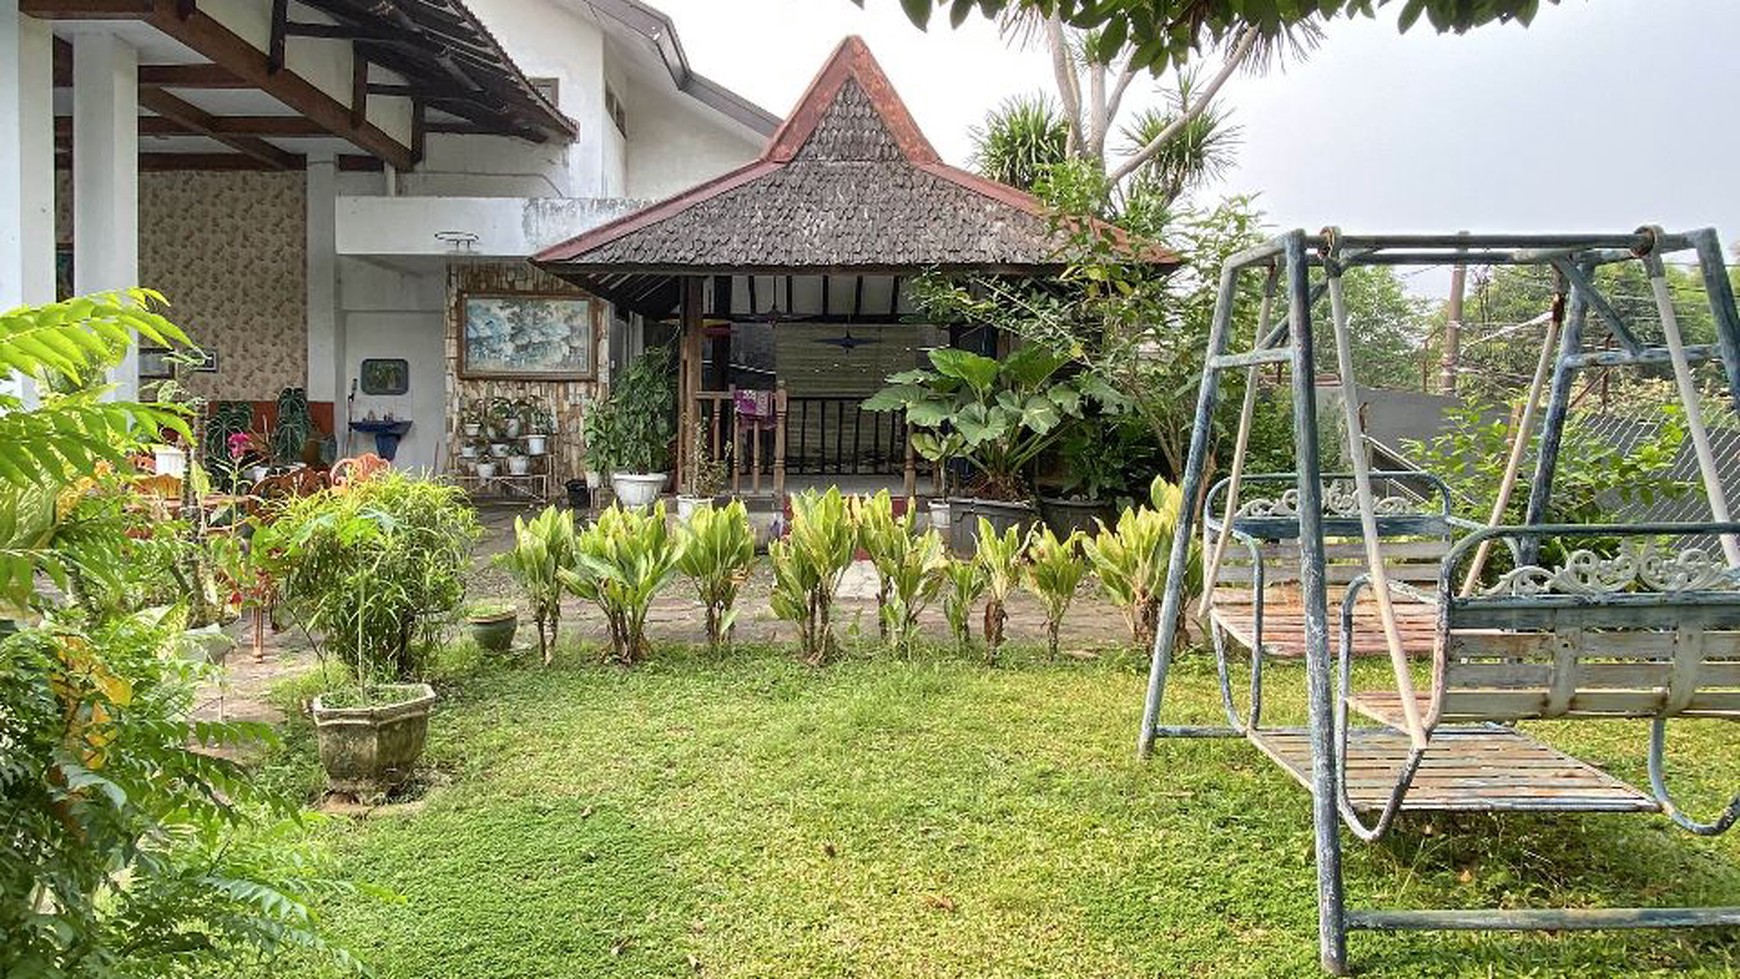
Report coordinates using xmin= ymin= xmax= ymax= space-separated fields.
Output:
xmin=0 ymin=5 xmax=55 ymax=310
xmin=72 ymin=31 xmax=138 ymax=399
xmin=0 ymin=6 xmax=54 ymax=406
xmin=305 ymin=152 xmax=344 ymax=425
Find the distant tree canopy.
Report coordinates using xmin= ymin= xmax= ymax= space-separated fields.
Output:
xmin=868 ymin=0 xmax=1561 ymax=72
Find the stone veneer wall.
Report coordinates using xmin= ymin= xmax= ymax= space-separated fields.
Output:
xmin=445 ymin=262 xmax=607 ymax=482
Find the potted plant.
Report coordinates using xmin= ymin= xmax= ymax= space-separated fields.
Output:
xmin=521 ymin=397 xmax=554 ymax=456
xmin=677 ymin=416 xmax=729 ymax=519
xmin=262 ymin=470 xmax=480 ymax=799
xmin=593 ymin=346 xmax=675 ymax=509
xmin=866 ymin=345 xmax=1124 ymax=552
xmin=464 ymin=600 xmax=518 ymax=653
xmin=1038 ymin=413 xmax=1152 ymax=539
xmin=461 ymin=398 xmax=485 ymax=439
xmin=507 ymin=453 xmax=531 ymax=476
xmin=458 ymin=440 xmax=480 ymax=463
xmin=578 ymin=396 xmax=605 ymax=490
xmin=489 ymin=439 xmax=513 ymax=459
xmin=475 ymin=457 xmax=498 ymax=480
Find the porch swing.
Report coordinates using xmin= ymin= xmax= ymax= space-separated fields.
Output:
xmin=1138 ymin=226 xmax=1740 ymax=975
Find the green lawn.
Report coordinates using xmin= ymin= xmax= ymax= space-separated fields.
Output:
xmin=262 ymin=643 xmax=1740 ymax=978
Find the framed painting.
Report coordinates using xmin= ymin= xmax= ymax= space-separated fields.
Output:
xmin=459 ymin=292 xmax=596 ymax=380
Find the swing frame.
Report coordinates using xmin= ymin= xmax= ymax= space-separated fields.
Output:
xmin=1139 ymin=226 xmax=1740 ymax=975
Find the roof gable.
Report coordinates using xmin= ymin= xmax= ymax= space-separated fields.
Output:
xmin=765 ymin=37 xmax=938 ymax=165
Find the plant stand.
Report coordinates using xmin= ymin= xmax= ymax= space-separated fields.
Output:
xmin=456 ymin=432 xmax=554 ymax=504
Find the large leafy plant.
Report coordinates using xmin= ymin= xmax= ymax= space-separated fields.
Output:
xmin=677 ymin=500 xmax=757 ymax=652
xmin=264 ymin=471 xmax=480 ymax=693
xmin=494 ymin=505 xmax=577 ymax=665
xmin=768 ymin=488 xmax=857 ymax=665
xmin=589 ymin=346 xmax=675 ymax=474
xmin=866 ymin=344 xmax=1125 ymax=501
xmin=562 ymin=503 xmax=682 ymax=664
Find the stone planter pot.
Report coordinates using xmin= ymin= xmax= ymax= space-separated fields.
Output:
xmin=466 ymin=609 xmax=518 ymax=652
xmin=311 ymin=682 xmax=437 ymax=798
xmin=947 ymin=497 xmax=1037 ymax=554
xmin=611 ymin=471 xmax=667 ymax=509
xmin=1038 ymin=496 xmax=1115 ymax=541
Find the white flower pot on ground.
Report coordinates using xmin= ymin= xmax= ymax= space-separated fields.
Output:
xmin=676 ymin=495 xmax=712 ymax=520
xmin=611 ymin=472 xmax=667 ymax=509
xmin=507 ymin=455 xmax=530 ymax=476
xmin=524 ymin=434 xmax=548 ymax=456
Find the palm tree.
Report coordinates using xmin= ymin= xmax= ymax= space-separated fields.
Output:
xmin=969 ymin=93 xmax=1070 ymax=191
xmin=1117 ymin=69 xmax=1242 ymax=206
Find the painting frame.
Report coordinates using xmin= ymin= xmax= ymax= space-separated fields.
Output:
xmin=458 ymin=291 xmax=598 ymax=381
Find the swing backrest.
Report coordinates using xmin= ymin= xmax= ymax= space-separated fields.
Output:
xmin=1438 ymin=526 xmax=1740 ymax=722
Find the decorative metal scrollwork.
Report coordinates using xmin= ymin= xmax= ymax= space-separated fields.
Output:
xmin=1479 ymin=543 xmax=1740 ymax=597
xmin=1235 ymin=481 xmax=1418 ymax=519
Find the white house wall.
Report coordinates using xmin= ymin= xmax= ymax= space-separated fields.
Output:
xmin=335 ymin=195 xmax=642 ymax=259
xmin=622 ymin=69 xmax=762 ymax=201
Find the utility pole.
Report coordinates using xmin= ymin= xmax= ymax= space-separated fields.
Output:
xmin=1439 ymin=231 xmax=1469 ymax=396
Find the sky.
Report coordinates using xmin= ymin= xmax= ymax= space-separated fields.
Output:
xmin=654 ymin=0 xmax=1740 ymax=293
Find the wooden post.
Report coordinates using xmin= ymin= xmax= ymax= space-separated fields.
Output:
xmin=773 ymin=381 xmax=788 ymax=498
xmin=678 ymin=276 xmax=704 ymax=492
xmin=729 ymin=385 xmax=742 ymax=495
xmin=902 ymin=418 xmax=917 ymax=500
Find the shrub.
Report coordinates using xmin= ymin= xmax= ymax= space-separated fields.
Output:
xmin=973 ymin=517 xmax=1027 ymax=665
xmin=562 ymin=503 xmax=681 ymax=664
xmin=851 ymin=489 xmax=909 ymax=641
xmin=263 ymin=471 xmax=479 ymax=692
xmin=941 ymin=557 xmax=987 ymax=653
xmin=493 ymin=505 xmax=577 ymax=665
xmin=677 ymin=500 xmax=757 ymax=651
xmin=873 ymin=525 xmax=950 ymax=656
xmin=768 ymin=488 xmax=856 ymax=665
xmin=1023 ymin=526 xmax=1086 ymax=659
xmin=1081 ymin=479 xmax=1192 ymax=649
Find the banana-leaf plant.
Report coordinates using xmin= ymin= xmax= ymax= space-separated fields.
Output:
xmin=494 ymin=505 xmax=577 ymax=665
xmin=1023 ymin=526 xmax=1085 ymax=660
xmin=676 ymin=500 xmax=757 ymax=651
xmin=768 ymin=488 xmax=856 ymax=666
xmin=864 ymin=344 xmax=1127 ymax=501
xmin=973 ymin=517 xmax=1026 ymax=665
xmin=560 ymin=503 xmax=681 ymax=665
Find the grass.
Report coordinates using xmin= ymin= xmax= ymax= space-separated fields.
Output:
xmin=258 ymin=641 xmax=1740 ymax=978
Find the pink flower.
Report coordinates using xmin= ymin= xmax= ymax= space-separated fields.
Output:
xmin=228 ymin=431 xmax=253 ymax=460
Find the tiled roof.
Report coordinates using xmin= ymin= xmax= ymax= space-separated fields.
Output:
xmin=533 ymin=36 xmax=1176 ymax=278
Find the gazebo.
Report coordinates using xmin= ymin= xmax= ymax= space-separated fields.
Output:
xmin=534 ymin=36 xmax=1175 ymax=496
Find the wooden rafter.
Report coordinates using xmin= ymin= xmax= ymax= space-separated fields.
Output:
xmin=136 ymin=86 xmax=299 ymax=169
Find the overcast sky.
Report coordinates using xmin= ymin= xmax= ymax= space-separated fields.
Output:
xmin=656 ymin=0 xmax=1740 ymax=292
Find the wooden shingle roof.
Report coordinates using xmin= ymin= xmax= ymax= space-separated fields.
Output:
xmin=534 ymin=36 xmax=1177 ymax=288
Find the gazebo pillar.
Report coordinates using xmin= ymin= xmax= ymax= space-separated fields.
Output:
xmin=71 ymin=31 xmax=138 ymax=399
xmin=677 ymin=275 xmax=704 ymax=493
xmin=0 ymin=4 xmax=53 ymax=407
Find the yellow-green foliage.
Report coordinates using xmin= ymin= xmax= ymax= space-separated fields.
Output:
xmin=494 ymin=505 xmax=577 ymax=665
xmin=851 ymin=489 xmax=913 ymax=641
xmin=872 ymin=526 xmax=950 ymax=656
xmin=1023 ymin=526 xmax=1085 ymax=659
xmin=1083 ymin=477 xmax=1194 ymax=649
xmin=973 ymin=517 xmax=1027 ymax=665
xmin=768 ymin=488 xmax=856 ymax=665
xmin=941 ymin=557 xmax=987 ymax=652
xmin=677 ymin=500 xmax=757 ymax=650
xmin=561 ymin=503 xmax=681 ymax=665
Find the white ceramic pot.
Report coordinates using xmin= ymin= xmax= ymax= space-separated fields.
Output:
xmin=524 ymin=434 xmax=548 ymax=456
xmin=611 ymin=471 xmax=667 ymax=509
xmin=584 ymin=470 xmax=603 ymax=490
xmin=675 ymin=495 xmax=711 ymax=520
xmin=463 ymin=423 xmax=481 ymax=438
xmin=490 ymin=442 xmax=512 ymax=459
xmin=475 ymin=461 xmax=498 ymax=479
xmin=507 ymin=455 xmax=530 ymax=476
xmin=460 ymin=444 xmax=478 ymax=460
xmin=247 ymin=464 xmax=270 ymax=485
xmin=505 ymin=418 xmax=522 ymax=439
xmin=154 ymin=445 xmax=187 ymax=478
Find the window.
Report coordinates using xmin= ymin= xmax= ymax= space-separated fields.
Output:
xmin=605 ymin=85 xmax=626 ymax=136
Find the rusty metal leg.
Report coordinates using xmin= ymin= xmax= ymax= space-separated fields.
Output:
xmin=1138 ymin=257 xmax=1241 ymax=758
xmin=1284 ymin=231 xmax=1349 ymax=976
